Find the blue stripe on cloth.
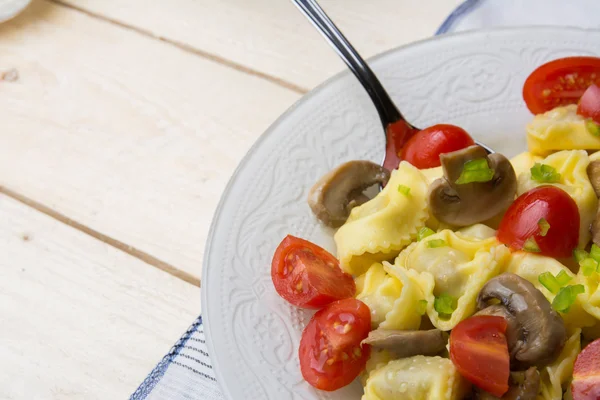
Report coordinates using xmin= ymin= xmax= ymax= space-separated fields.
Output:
xmin=435 ymin=0 xmax=481 ymax=35
xmin=130 ymin=316 xmax=204 ymax=400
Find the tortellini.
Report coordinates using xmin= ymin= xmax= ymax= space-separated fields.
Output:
xmin=335 ymin=162 xmax=429 ymax=276
xmin=527 ymin=104 xmax=600 ymax=155
xmin=576 ymin=269 xmax=600 ymax=321
xmin=538 ymin=328 xmax=582 ymax=400
xmin=394 ymin=230 xmax=510 ymax=330
xmin=510 ymin=151 xmax=543 ymax=177
xmin=362 ymin=356 xmax=470 ymax=400
xmin=505 ymin=252 xmax=595 ymax=329
xmin=517 ymin=150 xmax=598 ymax=248
xmin=355 ymin=262 xmax=431 ymax=330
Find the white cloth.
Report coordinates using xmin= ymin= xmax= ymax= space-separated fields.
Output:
xmin=132 ymin=1 xmax=600 ymax=399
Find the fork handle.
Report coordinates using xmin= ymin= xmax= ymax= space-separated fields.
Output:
xmin=291 ymin=0 xmax=409 ymax=127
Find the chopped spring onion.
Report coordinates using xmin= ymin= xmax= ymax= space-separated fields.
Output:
xmin=397 ymin=185 xmax=411 ymax=196
xmin=586 ymin=119 xmax=600 ymax=137
xmin=580 ymin=258 xmax=598 ymax=277
xmin=434 ymin=293 xmax=457 ymax=318
xmin=530 ymin=163 xmax=561 ymax=183
xmin=538 ymin=218 xmax=550 ymax=237
xmin=418 ymin=227 xmax=435 ymax=241
xmin=574 ymin=248 xmax=589 ymax=263
xmin=455 ymin=158 xmax=495 ymax=184
xmin=555 ymin=270 xmax=573 ymax=286
xmin=552 ymin=284 xmax=585 ymax=313
xmin=427 ymin=239 xmax=447 ymax=248
xmin=523 ymin=236 xmax=541 ymax=253
xmin=417 ymin=299 xmax=428 ymax=315
xmin=538 ymin=272 xmax=560 ymax=294
xmin=590 ymin=244 xmax=600 ymax=263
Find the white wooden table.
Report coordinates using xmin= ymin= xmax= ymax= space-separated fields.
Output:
xmin=0 ymin=1 xmax=461 ymax=398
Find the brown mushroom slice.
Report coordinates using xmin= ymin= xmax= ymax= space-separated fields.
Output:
xmin=587 ymin=160 xmax=600 ymax=246
xmin=361 ymin=329 xmax=447 ymax=358
xmin=429 ymin=145 xmax=517 ymax=226
xmin=473 ymin=367 xmax=540 ymax=400
xmin=477 ymin=273 xmax=566 ymax=368
xmin=307 ymin=160 xmax=390 ymax=228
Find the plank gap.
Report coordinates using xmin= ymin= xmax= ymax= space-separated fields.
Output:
xmin=0 ymin=185 xmax=201 ymax=287
xmin=47 ymin=0 xmax=310 ymax=95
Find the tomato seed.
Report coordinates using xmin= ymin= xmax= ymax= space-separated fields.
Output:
xmin=343 ymin=324 xmax=352 ymax=334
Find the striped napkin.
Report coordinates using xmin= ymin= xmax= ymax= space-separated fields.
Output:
xmin=131 ymin=0 xmax=600 ymax=398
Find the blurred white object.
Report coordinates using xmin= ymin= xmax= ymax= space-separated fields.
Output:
xmin=438 ymin=0 xmax=600 ymax=34
xmin=0 ymin=0 xmax=30 ymax=23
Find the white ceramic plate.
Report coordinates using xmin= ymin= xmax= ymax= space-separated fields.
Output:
xmin=202 ymin=27 xmax=600 ymax=400
xmin=0 ymin=0 xmax=29 ymax=23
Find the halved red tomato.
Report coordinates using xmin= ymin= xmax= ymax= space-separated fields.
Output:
xmin=450 ymin=315 xmax=510 ymax=397
xmin=572 ymin=338 xmax=600 ymax=400
xmin=578 ymin=84 xmax=600 ymax=124
xmin=299 ymin=298 xmax=371 ymax=391
xmin=497 ymin=186 xmax=580 ymax=258
xmin=523 ymin=56 xmax=600 ymax=114
xmin=271 ymin=235 xmax=355 ymax=309
xmin=383 ymin=120 xmax=418 ymax=171
xmin=400 ymin=124 xmax=475 ymax=169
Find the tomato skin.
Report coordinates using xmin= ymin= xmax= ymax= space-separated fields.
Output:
xmin=299 ymin=298 xmax=371 ymax=391
xmin=400 ymin=124 xmax=475 ymax=169
xmin=383 ymin=120 xmax=418 ymax=171
xmin=523 ymin=56 xmax=600 ymax=114
xmin=450 ymin=315 xmax=510 ymax=397
xmin=497 ymin=186 xmax=580 ymax=258
xmin=572 ymin=338 xmax=600 ymax=400
xmin=578 ymin=84 xmax=600 ymax=124
xmin=271 ymin=235 xmax=355 ymax=309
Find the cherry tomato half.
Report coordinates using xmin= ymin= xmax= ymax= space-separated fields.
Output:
xmin=400 ymin=124 xmax=475 ymax=169
xmin=271 ymin=235 xmax=355 ymax=309
xmin=299 ymin=298 xmax=371 ymax=391
xmin=572 ymin=338 xmax=600 ymax=400
xmin=450 ymin=315 xmax=510 ymax=397
xmin=578 ymin=84 xmax=600 ymax=124
xmin=523 ymin=56 xmax=600 ymax=114
xmin=383 ymin=120 xmax=418 ymax=171
xmin=497 ymin=186 xmax=580 ymax=258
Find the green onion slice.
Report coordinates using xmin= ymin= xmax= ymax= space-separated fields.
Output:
xmin=552 ymin=284 xmax=585 ymax=313
xmin=530 ymin=163 xmax=561 ymax=183
xmin=586 ymin=119 xmax=600 ymax=137
xmin=523 ymin=237 xmax=541 ymax=253
xmin=574 ymin=248 xmax=589 ymax=263
xmin=538 ymin=272 xmax=560 ymax=294
xmin=427 ymin=239 xmax=447 ymax=248
xmin=434 ymin=293 xmax=457 ymax=318
xmin=398 ymin=185 xmax=411 ymax=196
xmin=418 ymin=227 xmax=435 ymax=241
xmin=538 ymin=218 xmax=550 ymax=237
xmin=417 ymin=299 xmax=428 ymax=316
xmin=591 ymin=244 xmax=600 ymax=263
xmin=455 ymin=158 xmax=495 ymax=184
xmin=555 ymin=270 xmax=573 ymax=286
xmin=580 ymin=258 xmax=598 ymax=277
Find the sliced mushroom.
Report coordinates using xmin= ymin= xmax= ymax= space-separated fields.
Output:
xmin=587 ymin=160 xmax=600 ymax=246
xmin=361 ymin=329 xmax=447 ymax=358
xmin=473 ymin=367 xmax=540 ymax=400
xmin=429 ymin=145 xmax=517 ymax=226
xmin=308 ymin=160 xmax=390 ymax=228
xmin=477 ymin=273 xmax=566 ymax=368
xmin=587 ymin=160 xmax=600 ymax=198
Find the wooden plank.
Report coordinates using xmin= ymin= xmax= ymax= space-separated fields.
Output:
xmin=0 ymin=0 xmax=300 ymax=278
xmin=54 ymin=0 xmax=463 ymax=90
xmin=0 ymin=193 xmax=198 ymax=399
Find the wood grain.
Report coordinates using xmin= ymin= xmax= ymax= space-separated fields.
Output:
xmin=53 ymin=0 xmax=463 ymax=90
xmin=0 ymin=193 xmax=198 ymax=399
xmin=0 ymin=0 xmax=300 ymax=279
